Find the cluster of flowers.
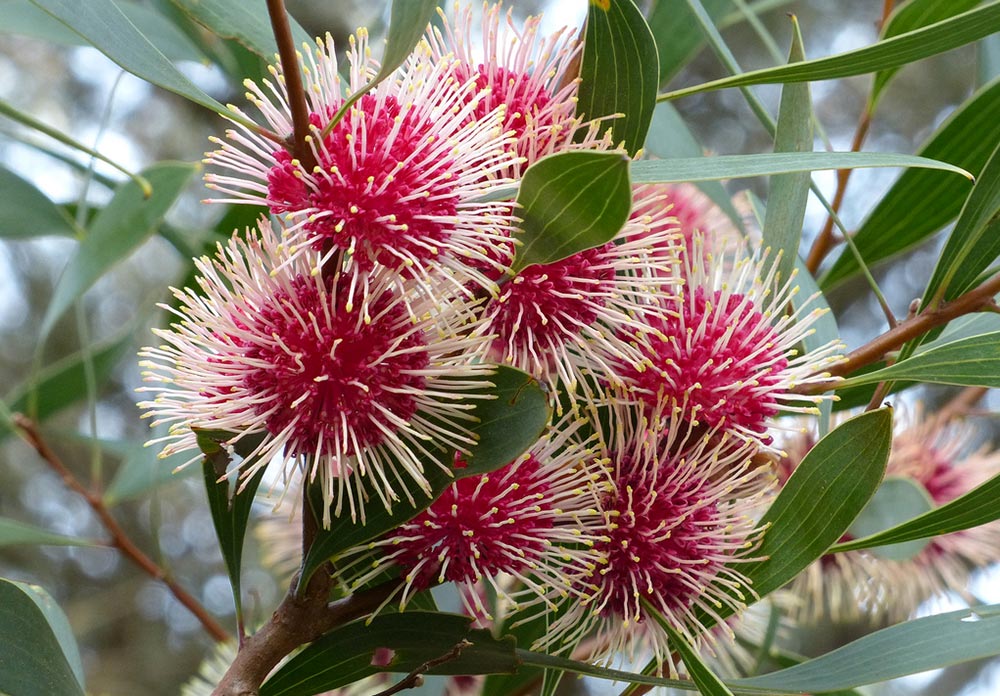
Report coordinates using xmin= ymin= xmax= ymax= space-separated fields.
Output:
xmin=141 ymin=3 xmax=853 ymax=676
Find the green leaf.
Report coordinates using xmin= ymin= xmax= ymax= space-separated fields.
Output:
xmin=921 ymin=139 xmax=1000 ymax=307
xmin=872 ymin=0 xmax=982 ymax=105
xmin=0 ymin=0 xmax=208 ymax=62
xmin=833 ymin=466 xmax=1000 ymax=554
xmin=27 ymin=0 xmax=233 ymax=118
xmin=299 ymin=366 xmax=550 ymax=589
xmin=761 ymin=17 xmax=812 ymax=288
xmin=2 ymin=334 xmax=132 ymax=439
xmin=839 ymin=331 xmax=1000 ymax=388
xmin=512 ymin=151 xmax=632 ymax=273
xmin=260 ymin=612 xmax=518 ymax=696
xmin=40 ymin=161 xmax=197 ymax=338
xmin=649 ymin=0 xmax=796 ymax=86
xmin=0 ymin=166 xmax=80 ymax=239
xmin=168 ymin=0 xmax=312 ymax=60
xmin=630 ymin=151 xmax=972 ymax=182
xmin=846 ymin=477 xmax=934 ymax=560
xmin=659 ymin=615 xmax=734 ymax=696
xmin=378 ymin=0 xmax=440 ymax=83
xmin=516 ymin=650 xmax=697 ymax=692
xmin=822 ymin=76 xmax=1000 ymax=290
xmin=11 ymin=580 xmax=86 ymax=689
xmin=578 ymin=0 xmax=659 ymax=156
xmin=0 ymin=578 xmax=85 ymax=696
xmin=103 ymin=436 xmax=199 ymax=505
xmin=0 ymin=519 xmax=98 ymax=548
xmin=197 ymin=430 xmax=269 ymax=623
xmin=660 ymin=2 xmax=1000 ymax=99
xmin=730 ymin=603 xmax=1000 ymax=692
xmin=644 ymin=102 xmax=744 ymax=230
xmin=793 ymin=258 xmax=839 ymax=434
xmin=735 ymin=408 xmax=891 ymax=606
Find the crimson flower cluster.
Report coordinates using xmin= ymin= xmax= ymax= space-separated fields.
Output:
xmin=141 ymin=3 xmax=841 ymax=674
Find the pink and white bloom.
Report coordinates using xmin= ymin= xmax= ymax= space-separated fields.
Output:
xmin=138 ymin=219 xmax=494 ymax=525
xmin=478 ymin=185 xmax=680 ymax=408
xmin=427 ymin=2 xmax=613 ymax=179
xmin=619 ymin=234 xmax=843 ymax=446
xmin=204 ymin=29 xmax=517 ymax=296
xmin=540 ymin=403 xmax=773 ymax=676
xmin=338 ymin=416 xmax=610 ymax=620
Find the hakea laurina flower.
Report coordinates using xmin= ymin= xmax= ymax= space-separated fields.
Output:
xmin=539 ymin=402 xmax=774 ymax=676
xmin=337 ymin=415 xmax=610 ymax=620
xmin=426 ymin=2 xmax=613 ymax=178
xmin=137 ymin=219 xmax=495 ymax=525
xmin=477 ymin=185 xmax=681 ymax=409
xmin=619 ymin=233 xmax=843 ymax=447
xmin=203 ymin=29 xmax=518 ymax=296
xmin=783 ymin=407 xmax=1000 ymax=624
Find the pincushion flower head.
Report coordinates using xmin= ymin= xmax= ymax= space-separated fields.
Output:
xmin=540 ymin=402 xmax=773 ymax=676
xmin=137 ymin=219 xmax=495 ymax=525
xmin=619 ymin=233 xmax=843 ymax=446
xmin=785 ymin=407 xmax=1000 ymax=624
xmin=426 ymin=2 xmax=614 ymax=179
xmin=337 ymin=415 xmax=610 ymax=620
xmin=204 ymin=29 xmax=518 ymax=295
xmin=477 ymin=184 xmax=681 ymax=408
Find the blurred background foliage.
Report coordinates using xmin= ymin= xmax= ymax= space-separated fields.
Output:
xmin=0 ymin=0 xmax=995 ymax=693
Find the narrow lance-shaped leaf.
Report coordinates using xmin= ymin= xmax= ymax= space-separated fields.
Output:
xmin=834 ymin=466 xmax=1000 ymax=553
xmin=2 ymin=334 xmax=133 ymax=440
xmin=261 ymin=612 xmax=518 ymax=696
xmin=0 ymin=166 xmax=79 ymax=239
xmin=298 ymin=366 xmax=550 ymax=589
xmin=839 ymin=331 xmax=1000 ymax=389
xmin=871 ymin=0 xmax=982 ymax=106
xmin=846 ymin=477 xmax=933 ymax=560
xmin=629 ymin=151 xmax=971 ymax=183
xmin=793 ymin=258 xmax=839 ymax=435
xmin=577 ymin=0 xmax=659 ymax=156
xmin=657 ymin=611 xmax=734 ymax=696
xmin=197 ymin=430 xmax=269 ymax=624
xmin=660 ymin=1 xmax=1000 ymax=99
xmin=921 ymin=139 xmax=1000 ymax=308
xmin=323 ymin=0 xmax=440 ymax=134
xmin=0 ymin=519 xmax=99 ymax=549
xmin=731 ymin=603 xmax=1000 ymax=693
xmin=762 ymin=16 xmax=812 ymax=288
xmin=821 ymin=76 xmax=1000 ymax=290
xmin=512 ymin=151 xmax=632 ymax=273
xmin=0 ymin=578 xmax=85 ymax=696
xmin=168 ymin=0 xmax=312 ymax=59
xmin=26 ymin=0 xmax=241 ymax=121
xmin=644 ymin=102 xmax=744 ymax=230
xmin=40 ymin=162 xmax=198 ymax=339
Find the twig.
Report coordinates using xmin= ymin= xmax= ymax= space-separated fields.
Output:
xmin=212 ymin=579 xmax=404 ymax=696
xmin=11 ymin=414 xmax=230 ymax=643
xmin=804 ymin=0 xmax=895 ymax=274
xmin=798 ymin=272 xmax=1000 ymax=393
xmin=935 ymin=386 xmax=990 ymax=422
xmin=265 ymin=0 xmax=316 ymax=171
xmin=372 ymin=641 xmax=471 ymax=696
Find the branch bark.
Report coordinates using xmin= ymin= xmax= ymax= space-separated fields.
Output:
xmin=12 ymin=414 xmax=231 ymax=643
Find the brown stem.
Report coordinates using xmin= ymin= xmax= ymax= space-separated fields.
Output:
xmin=936 ymin=386 xmax=990 ymax=422
xmin=372 ymin=641 xmax=470 ymax=696
xmin=212 ymin=579 xmax=403 ymax=696
xmin=265 ymin=0 xmax=317 ymax=171
xmin=799 ymin=272 xmax=1000 ymax=393
xmin=11 ymin=414 xmax=230 ymax=643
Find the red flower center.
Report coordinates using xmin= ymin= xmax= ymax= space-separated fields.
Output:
xmin=266 ymin=94 xmax=460 ymax=268
xmin=241 ymin=274 xmax=429 ymax=457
